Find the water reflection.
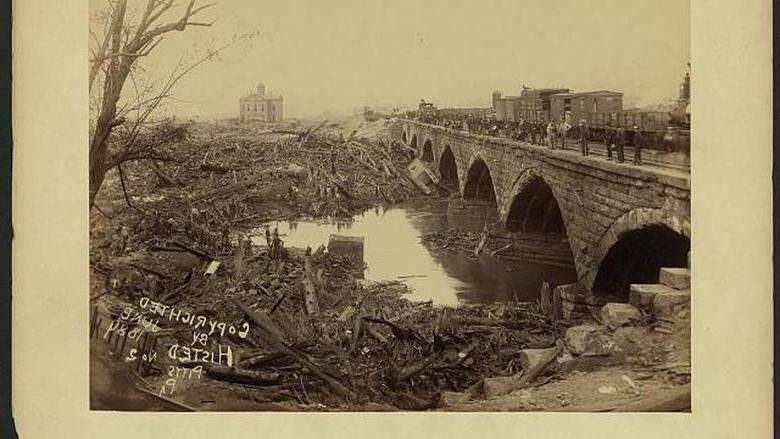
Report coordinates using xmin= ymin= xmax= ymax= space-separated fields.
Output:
xmin=250 ymin=199 xmax=577 ymax=306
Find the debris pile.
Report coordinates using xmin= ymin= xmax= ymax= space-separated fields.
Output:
xmin=90 ymin=119 xmax=691 ymax=412
xmin=92 ymin=235 xmax=564 ymax=410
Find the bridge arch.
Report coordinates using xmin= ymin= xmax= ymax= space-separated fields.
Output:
xmin=422 ymin=139 xmax=434 ymax=162
xmin=463 ymin=154 xmax=497 ymax=202
xmin=438 ymin=145 xmax=459 ymax=188
xmin=589 ymin=207 xmax=690 ymax=299
xmin=505 ymin=173 xmax=567 ymax=235
xmin=401 ymin=131 xmax=407 ymax=144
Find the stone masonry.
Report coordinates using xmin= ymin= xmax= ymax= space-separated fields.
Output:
xmin=395 ymin=120 xmax=691 ymax=292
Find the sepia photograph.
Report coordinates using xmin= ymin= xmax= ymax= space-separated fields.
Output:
xmin=87 ymin=0 xmax=693 ymax=412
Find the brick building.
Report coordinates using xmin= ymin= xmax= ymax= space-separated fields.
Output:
xmin=239 ymin=82 xmax=283 ymax=123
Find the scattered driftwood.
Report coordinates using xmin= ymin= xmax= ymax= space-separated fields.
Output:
xmin=126 ymin=262 xmax=172 ymax=279
xmin=171 ymin=239 xmax=212 ymax=260
xmin=204 ymin=365 xmax=281 ymax=386
xmin=149 ymin=160 xmax=182 ymax=187
xmin=474 ymin=223 xmax=490 ymax=255
xmin=200 ymin=162 xmax=235 ymax=174
xmin=395 ymin=351 xmax=443 ymax=382
xmin=363 ymin=316 xmax=427 ymax=344
xmin=489 ymin=242 xmax=513 ymax=257
xmin=233 ymin=299 xmax=352 ymax=400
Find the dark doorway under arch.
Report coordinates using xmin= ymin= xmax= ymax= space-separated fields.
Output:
xmin=422 ymin=140 xmax=434 ymax=161
xmin=439 ymin=146 xmax=459 ymax=189
xmin=592 ymin=225 xmax=690 ymax=300
xmin=505 ymin=177 xmax=566 ymax=235
xmin=402 ymin=131 xmax=407 ymax=144
xmin=463 ymin=158 xmax=496 ymax=202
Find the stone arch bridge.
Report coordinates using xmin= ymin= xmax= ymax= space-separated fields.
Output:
xmin=396 ymin=120 xmax=691 ymax=297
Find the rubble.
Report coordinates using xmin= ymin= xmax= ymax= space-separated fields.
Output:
xmin=600 ymin=303 xmax=643 ymax=329
xmin=651 ymin=289 xmax=691 ymax=317
xmin=89 ymin=119 xmax=691 ymax=412
xmin=564 ymin=324 xmax=616 ymax=356
xmin=659 ymin=267 xmax=691 ymax=289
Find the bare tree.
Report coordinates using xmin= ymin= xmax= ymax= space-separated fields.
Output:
xmin=89 ymin=0 xmax=217 ymax=207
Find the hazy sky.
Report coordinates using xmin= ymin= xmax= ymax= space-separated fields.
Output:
xmin=91 ymin=0 xmax=690 ymax=120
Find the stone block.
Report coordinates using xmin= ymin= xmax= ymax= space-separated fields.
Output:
xmin=600 ymin=303 xmax=642 ymax=328
xmin=327 ymin=235 xmax=365 ymax=265
xmin=629 ymin=283 xmax=673 ymax=311
xmin=555 ymin=283 xmax=588 ymax=302
xmin=651 ymin=289 xmax=691 ymax=317
xmin=564 ymin=324 xmax=615 ymax=356
xmin=518 ymin=347 xmax=558 ymax=371
xmin=659 ymin=267 xmax=690 ymax=290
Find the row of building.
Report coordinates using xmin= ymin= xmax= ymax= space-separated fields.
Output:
xmin=492 ymin=72 xmax=690 ymax=128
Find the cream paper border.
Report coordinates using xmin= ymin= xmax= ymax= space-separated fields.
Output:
xmin=11 ymin=0 xmax=773 ymax=437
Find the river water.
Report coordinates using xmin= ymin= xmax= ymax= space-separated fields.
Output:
xmin=251 ymin=198 xmax=577 ymax=306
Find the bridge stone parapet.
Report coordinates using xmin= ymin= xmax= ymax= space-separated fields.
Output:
xmin=395 ymin=120 xmax=691 ymax=295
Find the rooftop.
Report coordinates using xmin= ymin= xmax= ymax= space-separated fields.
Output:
xmin=241 ymin=93 xmax=283 ymax=101
xmin=550 ymin=90 xmax=623 ymax=98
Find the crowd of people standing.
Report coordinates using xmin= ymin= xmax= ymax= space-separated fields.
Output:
xmin=412 ymin=112 xmax=648 ymax=165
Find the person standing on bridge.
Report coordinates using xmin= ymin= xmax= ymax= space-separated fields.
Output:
xmin=604 ymin=123 xmax=615 ymax=160
xmin=632 ymin=125 xmax=644 ymax=165
xmin=578 ymin=120 xmax=590 ymax=156
xmin=546 ymin=121 xmax=557 ymax=149
xmin=616 ymin=126 xmax=626 ymax=163
xmin=557 ymin=117 xmax=571 ymax=150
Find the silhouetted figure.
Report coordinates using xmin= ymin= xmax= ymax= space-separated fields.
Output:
xmin=579 ymin=120 xmax=590 ymax=156
xmin=632 ymin=125 xmax=643 ymax=165
xmin=604 ymin=123 xmax=615 ymax=160
xmin=616 ymin=127 xmax=626 ymax=163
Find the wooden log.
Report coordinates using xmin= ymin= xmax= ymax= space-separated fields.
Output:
xmin=199 ymin=163 xmax=234 ymax=174
xmin=474 ymin=223 xmax=489 ymax=255
xmin=300 ymin=256 xmax=321 ymax=315
xmin=240 ymin=351 xmax=291 ymax=369
xmin=551 ymin=287 xmax=562 ymax=323
xmin=149 ymin=159 xmax=181 ymax=187
xmin=489 ymin=242 xmax=513 ymax=257
xmin=540 ymin=281 xmax=552 ymax=316
xmin=204 ymin=365 xmax=282 ymax=386
xmin=396 ymin=351 xmax=443 ymax=382
xmin=171 ymin=240 xmax=212 ymax=260
xmin=233 ymin=300 xmax=352 ymax=400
